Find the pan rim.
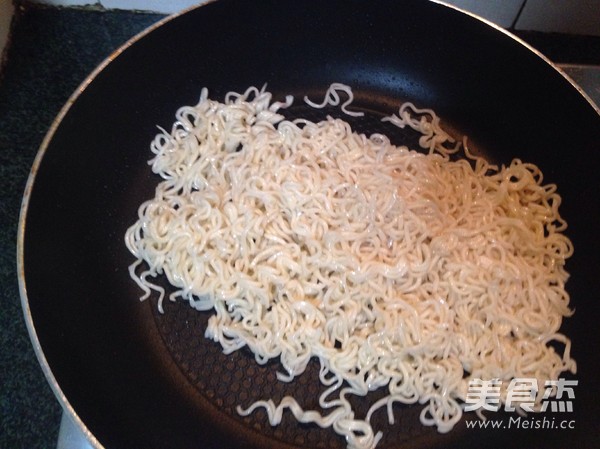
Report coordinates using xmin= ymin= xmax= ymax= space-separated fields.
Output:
xmin=15 ymin=1 xmax=600 ymax=448
xmin=433 ymin=0 xmax=600 ymax=115
xmin=15 ymin=3 xmax=215 ymax=448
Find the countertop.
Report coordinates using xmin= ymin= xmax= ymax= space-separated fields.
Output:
xmin=1 ymin=4 xmax=599 ymax=449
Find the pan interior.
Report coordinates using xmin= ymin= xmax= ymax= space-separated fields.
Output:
xmin=140 ymin=101 xmax=463 ymax=449
xmin=20 ymin=1 xmax=600 ymax=448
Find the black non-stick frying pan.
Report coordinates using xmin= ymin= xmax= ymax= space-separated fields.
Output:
xmin=18 ymin=1 xmax=600 ymax=448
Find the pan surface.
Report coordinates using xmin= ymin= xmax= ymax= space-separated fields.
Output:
xmin=18 ymin=0 xmax=600 ymax=448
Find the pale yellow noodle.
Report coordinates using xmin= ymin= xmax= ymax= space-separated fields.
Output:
xmin=125 ymin=84 xmax=575 ymax=449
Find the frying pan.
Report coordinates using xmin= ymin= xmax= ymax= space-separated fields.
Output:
xmin=18 ymin=0 xmax=600 ymax=448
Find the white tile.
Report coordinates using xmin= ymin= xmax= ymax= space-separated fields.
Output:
xmin=100 ymin=0 xmax=208 ymax=14
xmin=31 ymin=0 xmax=95 ymax=7
xmin=27 ymin=0 xmax=209 ymax=14
xmin=515 ymin=0 xmax=600 ymax=36
xmin=441 ymin=0 xmax=525 ymax=28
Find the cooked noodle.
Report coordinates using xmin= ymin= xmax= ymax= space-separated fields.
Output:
xmin=125 ymin=84 xmax=575 ymax=449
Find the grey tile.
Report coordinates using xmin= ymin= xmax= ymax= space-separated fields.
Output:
xmin=516 ymin=0 xmax=600 ymax=36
